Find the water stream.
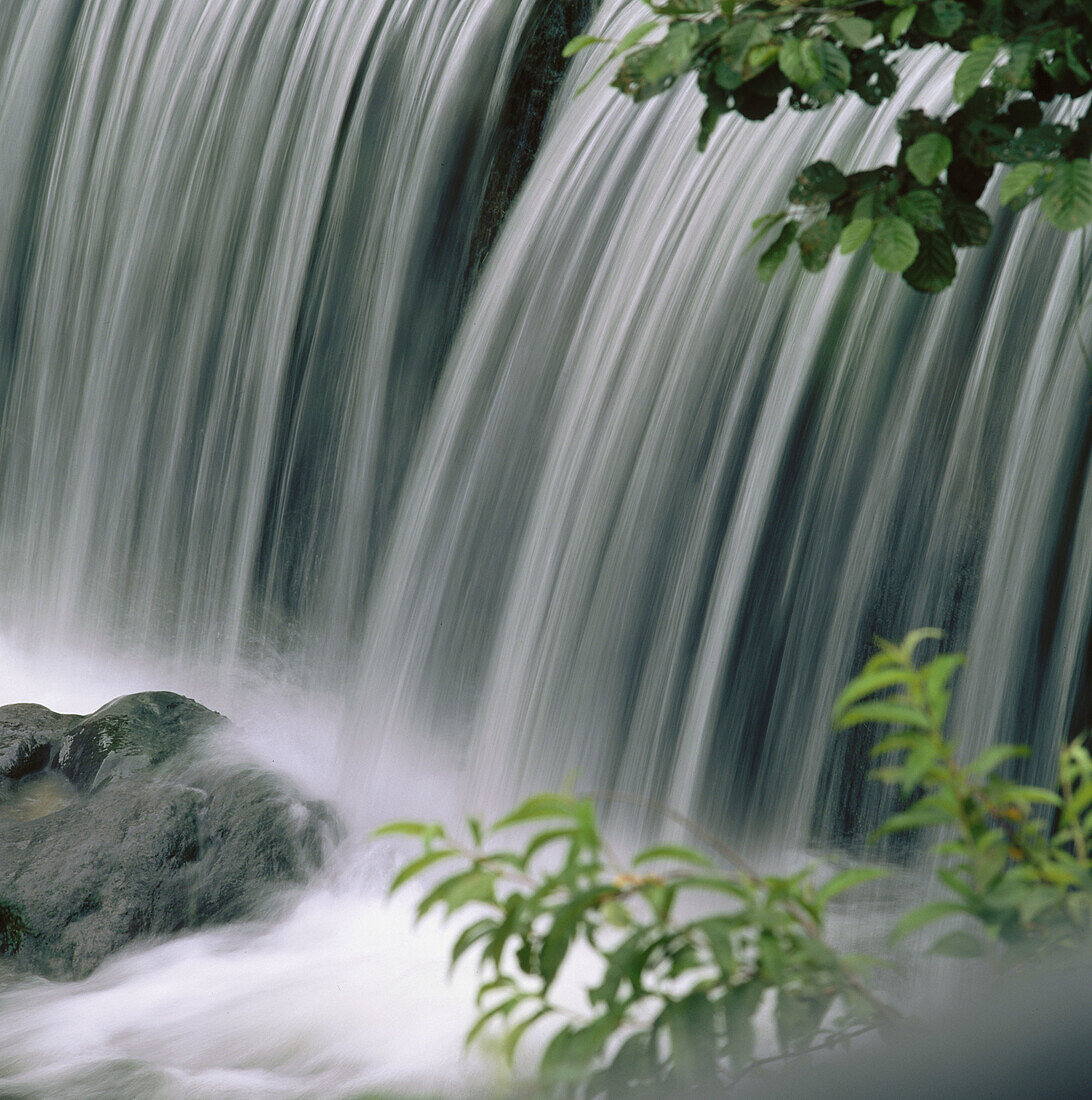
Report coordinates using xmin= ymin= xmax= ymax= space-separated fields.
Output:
xmin=0 ymin=0 xmax=1088 ymax=1094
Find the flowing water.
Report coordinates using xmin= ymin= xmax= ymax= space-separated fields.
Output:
xmin=0 ymin=0 xmax=1088 ymax=1094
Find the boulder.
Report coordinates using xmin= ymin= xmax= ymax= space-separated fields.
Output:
xmin=0 ymin=703 xmax=76 ymax=788
xmin=55 ymin=691 xmax=225 ymax=791
xmin=0 ymin=693 xmax=339 ymax=978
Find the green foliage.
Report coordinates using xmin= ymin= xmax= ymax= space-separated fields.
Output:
xmin=379 ymin=629 xmax=1092 ymax=1093
xmin=837 ymin=631 xmax=1092 ymax=964
xmin=0 ymin=897 xmax=27 ymax=956
xmin=567 ymin=0 xmax=1092 ymax=290
xmin=377 ymin=798 xmax=892 ymax=1094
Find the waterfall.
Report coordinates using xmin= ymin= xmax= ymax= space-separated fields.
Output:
xmin=1 ymin=0 xmax=1090 ymax=1095
xmin=354 ymin=11 xmax=1090 ymax=842
xmin=0 ymin=0 xmax=537 ymax=668
xmin=0 ymin=0 xmax=1087 ymax=845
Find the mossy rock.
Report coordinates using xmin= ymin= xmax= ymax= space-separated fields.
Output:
xmin=56 ymin=692 xmax=226 ymax=792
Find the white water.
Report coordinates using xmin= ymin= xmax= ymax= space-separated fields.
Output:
xmin=0 ymin=0 xmax=1088 ymax=1094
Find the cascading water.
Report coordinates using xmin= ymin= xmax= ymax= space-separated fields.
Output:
xmin=0 ymin=0 xmax=1089 ymax=1094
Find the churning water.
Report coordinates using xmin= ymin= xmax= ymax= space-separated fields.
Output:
xmin=0 ymin=0 xmax=1087 ymax=1094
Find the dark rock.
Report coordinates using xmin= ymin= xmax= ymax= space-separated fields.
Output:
xmin=0 ymin=691 xmax=338 ymax=979
xmin=0 ymin=763 xmax=336 ymax=979
xmin=56 ymin=691 xmax=226 ymax=792
xmin=0 ymin=703 xmax=76 ymax=784
xmin=467 ymin=0 xmax=596 ymax=279
xmin=0 ymin=777 xmax=202 ymax=977
xmin=189 ymin=768 xmax=338 ymax=923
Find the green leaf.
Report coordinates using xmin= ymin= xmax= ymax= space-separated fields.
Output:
xmin=832 ymin=666 xmax=917 ymax=716
xmin=872 ymin=802 xmax=953 ymax=836
xmin=918 ymin=0 xmax=963 ymax=38
xmin=563 ymin=34 xmax=604 ymax=58
xmin=966 ymin=744 xmax=1030 ymax=776
xmin=942 ymin=198 xmax=991 ymax=247
xmin=798 ymin=216 xmax=845 ymax=273
xmin=953 ymin=43 xmax=999 ymax=104
xmin=492 ymin=793 xmax=591 ymax=831
xmin=1041 ymin=160 xmax=1092 ymax=232
xmin=541 ymin=1016 xmax=617 ymax=1085
xmin=1001 ymin=125 xmax=1074 ymax=164
xmin=813 ymin=40 xmax=852 ymax=96
xmin=789 ymin=161 xmax=848 ymax=206
xmin=815 ymin=866 xmax=889 ymax=906
xmin=416 ymin=869 xmax=495 ymax=919
xmin=371 ymin=820 xmax=441 ymax=839
xmin=890 ymin=900 xmax=969 ymax=942
xmin=450 ymin=917 xmax=498 ymax=969
xmin=757 ymin=220 xmax=799 ymax=282
xmin=1000 ymin=163 xmax=1046 ymax=207
xmin=832 ymin=17 xmax=874 ymax=49
xmin=466 ymin=994 xmax=525 ymax=1047
xmin=633 ymin=844 xmax=713 ymax=868
xmin=779 ymin=38 xmax=823 ymax=88
xmin=906 ymin=133 xmax=953 ymax=185
xmin=839 ymin=217 xmax=874 ymax=254
xmin=889 ymin=4 xmax=917 ymax=40
xmin=390 ymin=848 xmax=459 ymax=892
xmin=610 ymin=21 xmax=661 ymax=57
xmin=929 ymin=930 xmax=988 ymax=957
xmin=904 ymin=230 xmax=957 ymax=292
xmin=836 ymin=700 xmax=932 ymax=730
xmin=663 ymin=993 xmax=718 ymax=1084
xmin=747 ymin=210 xmax=789 ymax=252
xmin=898 ymin=190 xmax=944 ymax=231
xmin=501 ymin=1006 xmax=551 ymax=1065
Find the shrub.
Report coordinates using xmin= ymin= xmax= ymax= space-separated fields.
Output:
xmin=378 ymin=630 xmax=1092 ymax=1093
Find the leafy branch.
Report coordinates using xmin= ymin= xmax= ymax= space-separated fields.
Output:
xmin=567 ymin=0 xmax=1092 ymax=290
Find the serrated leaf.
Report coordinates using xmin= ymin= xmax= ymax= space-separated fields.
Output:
xmin=1041 ymin=160 xmax=1092 ymax=232
xmin=953 ymin=43 xmax=999 ymax=104
xmin=839 ymin=217 xmax=874 ymax=254
xmin=906 ymin=133 xmax=953 ymax=185
xmin=942 ymin=198 xmax=991 ymax=247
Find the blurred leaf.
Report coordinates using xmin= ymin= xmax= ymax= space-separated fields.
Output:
xmin=815 ymin=866 xmax=889 ymax=906
xmin=633 ymin=844 xmax=713 ymax=868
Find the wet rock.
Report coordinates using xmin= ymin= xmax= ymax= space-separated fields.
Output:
xmin=0 ymin=703 xmax=75 ymax=786
xmin=0 ymin=694 xmax=339 ymax=979
xmin=56 ymin=691 xmax=226 ymax=791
